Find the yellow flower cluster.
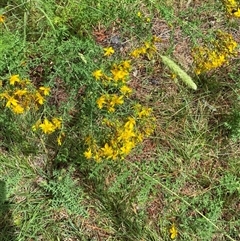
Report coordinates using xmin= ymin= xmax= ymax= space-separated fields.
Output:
xmin=33 ymin=117 xmax=64 ymax=145
xmin=87 ymin=44 xmax=156 ymax=162
xmin=223 ymin=0 xmax=240 ymax=17
xmin=130 ymin=36 xmax=160 ymax=59
xmin=93 ymin=60 xmax=131 ymax=84
xmin=84 ymin=104 xmax=155 ymax=162
xmin=193 ymin=31 xmax=238 ymax=74
xmin=0 ymin=74 xmax=50 ymax=114
xmin=93 ymin=58 xmax=132 ymax=113
xmin=96 ymin=94 xmax=124 ymax=112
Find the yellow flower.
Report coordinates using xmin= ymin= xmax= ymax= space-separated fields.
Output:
xmin=11 ymin=104 xmax=24 ymax=114
xmin=57 ymin=133 xmax=65 ymax=146
xmin=225 ymin=39 xmax=238 ymax=53
xmin=84 ymin=148 xmax=92 ymax=159
xmin=124 ymin=117 xmax=136 ymax=130
xmin=52 ymin=117 xmax=62 ymax=130
xmin=137 ymin=11 xmax=142 ymax=18
xmin=35 ymin=92 xmax=45 ymax=105
xmin=93 ymin=69 xmax=103 ymax=80
xmin=121 ymin=60 xmax=131 ymax=70
xmin=6 ymin=96 xmax=18 ymax=108
xmin=120 ymin=141 xmax=135 ymax=156
xmin=118 ymin=128 xmax=135 ymax=141
xmin=108 ymin=106 xmax=115 ymax=112
xmin=110 ymin=94 xmax=124 ymax=106
xmin=233 ymin=8 xmax=240 ymax=17
xmin=144 ymin=41 xmax=151 ymax=49
xmin=139 ymin=46 xmax=147 ymax=54
xmin=0 ymin=15 xmax=5 ymax=23
xmin=138 ymin=107 xmax=152 ymax=117
xmin=130 ymin=49 xmax=141 ymax=58
xmin=103 ymin=47 xmax=115 ymax=57
xmin=111 ymin=68 xmax=129 ymax=82
xmin=169 ymin=223 xmax=178 ymax=239
xmin=96 ymin=95 xmax=106 ymax=109
xmin=152 ymin=35 xmax=162 ymax=43
xmin=120 ymin=85 xmax=132 ymax=95
xmin=101 ymin=143 xmax=114 ymax=159
xmin=14 ymin=89 xmax=28 ymax=96
xmin=10 ymin=75 xmax=20 ymax=85
xmin=39 ymin=118 xmax=55 ymax=134
xmin=39 ymin=86 xmax=50 ymax=96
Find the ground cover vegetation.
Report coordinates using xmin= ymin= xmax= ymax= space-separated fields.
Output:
xmin=0 ymin=0 xmax=239 ymax=240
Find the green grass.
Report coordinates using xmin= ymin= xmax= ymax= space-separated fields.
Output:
xmin=0 ymin=0 xmax=240 ymax=240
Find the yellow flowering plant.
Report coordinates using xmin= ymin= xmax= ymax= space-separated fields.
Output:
xmin=84 ymin=45 xmax=156 ymax=162
xmin=0 ymin=74 xmax=51 ymax=114
xmin=192 ymin=30 xmax=238 ymax=75
xmin=0 ymin=74 xmax=64 ymax=146
xmin=84 ymin=109 xmax=155 ymax=162
xmin=32 ymin=117 xmax=64 ymax=145
xmin=130 ymin=39 xmax=157 ymax=59
xmin=222 ymin=0 xmax=240 ymax=17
